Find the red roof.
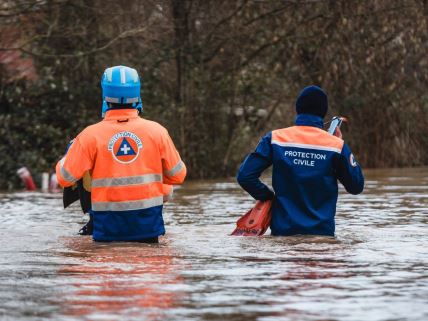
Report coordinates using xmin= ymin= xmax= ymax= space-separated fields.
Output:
xmin=0 ymin=25 xmax=37 ymax=82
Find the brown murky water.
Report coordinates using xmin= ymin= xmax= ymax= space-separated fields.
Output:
xmin=0 ymin=168 xmax=427 ymax=320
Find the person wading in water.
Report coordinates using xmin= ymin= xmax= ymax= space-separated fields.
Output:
xmin=56 ymin=65 xmax=186 ymax=242
xmin=237 ymin=85 xmax=364 ymax=236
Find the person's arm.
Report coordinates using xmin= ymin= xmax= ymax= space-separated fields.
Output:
xmin=161 ymin=129 xmax=186 ymax=185
xmin=237 ymin=132 xmax=274 ymax=201
xmin=334 ymin=143 xmax=364 ymax=194
xmin=162 ymin=184 xmax=174 ymax=202
xmin=56 ymin=136 xmax=94 ymax=188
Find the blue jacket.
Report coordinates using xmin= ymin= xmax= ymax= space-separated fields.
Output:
xmin=237 ymin=114 xmax=364 ymax=236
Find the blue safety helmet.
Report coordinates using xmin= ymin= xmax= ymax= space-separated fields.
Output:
xmin=101 ymin=65 xmax=142 ymax=117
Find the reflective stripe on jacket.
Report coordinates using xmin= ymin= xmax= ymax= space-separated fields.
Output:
xmin=237 ymin=114 xmax=364 ymax=236
xmin=56 ymin=109 xmax=186 ymax=241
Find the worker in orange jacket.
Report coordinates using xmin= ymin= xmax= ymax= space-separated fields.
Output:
xmin=56 ymin=65 xmax=186 ymax=242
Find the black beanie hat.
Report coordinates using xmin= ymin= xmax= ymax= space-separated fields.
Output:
xmin=295 ymin=85 xmax=328 ymax=118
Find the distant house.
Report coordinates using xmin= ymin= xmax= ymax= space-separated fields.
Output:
xmin=0 ymin=25 xmax=37 ymax=82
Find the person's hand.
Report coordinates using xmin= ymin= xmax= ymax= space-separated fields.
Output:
xmin=334 ymin=127 xmax=343 ymax=139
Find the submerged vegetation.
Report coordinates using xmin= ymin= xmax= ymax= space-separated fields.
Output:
xmin=1 ymin=0 xmax=428 ymax=189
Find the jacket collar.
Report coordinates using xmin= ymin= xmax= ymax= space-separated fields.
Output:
xmin=294 ymin=113 xmax=324 ymax=129
xmin=104 ymin=109 xmax=139 ymax=120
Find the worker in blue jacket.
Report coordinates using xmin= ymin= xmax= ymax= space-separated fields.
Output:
xmin=237 ymin=85 xmax=364 ymax=236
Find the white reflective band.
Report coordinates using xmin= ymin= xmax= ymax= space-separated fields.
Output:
xmin=92 ymin=196 xmax=164 ymax=211
xmin=105 ymin=68 xmax=113 ymax=82
xmin=125 ymin=97 xmax=139 ymax=104
xmin=59 ymin=158 xmax=78 ymax=184
xmin=105 ymin=96 xmax=120 ymax=103
xmin=271 ymin=140 xmax=342 ymax=153
xmin=164 ymin=160 xmax=184 ymax=177
xmin=120 ymin=67 xmax=126 ymax=84
xmin=128 ymin=68 xmax=139 ymax=83
xmin=92 ymin=174 xmax=162 ymax=188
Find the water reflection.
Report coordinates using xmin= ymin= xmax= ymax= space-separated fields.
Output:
xmin=0 ymin=168 xmax=427 ymax=320
xmin=58 ymin=237 xmax=184 ymax=320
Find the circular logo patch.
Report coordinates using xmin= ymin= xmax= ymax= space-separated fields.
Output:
xmin=108 ymin=131 xmax=143 ymax=164
xmin=349 ymin=153 xmax=357 ymax=167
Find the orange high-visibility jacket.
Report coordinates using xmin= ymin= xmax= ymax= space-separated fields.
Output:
xmin=56 ymin=109 xmax=186 ymax=241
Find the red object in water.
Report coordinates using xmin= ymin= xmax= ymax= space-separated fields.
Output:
xmin=16 ymin=167 xmax=36 ymax=191
xmin=231 ymin=200 xmax=272 ymax=236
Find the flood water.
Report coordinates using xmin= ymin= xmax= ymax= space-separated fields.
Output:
xmin=0 ymin=168 xmax=427 ymax=321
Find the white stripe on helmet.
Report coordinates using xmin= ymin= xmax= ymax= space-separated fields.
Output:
xmin=128 ymin=68 xmax=139 ymax=83
xmin=105 ymin=68 xmax=113 ymax=82
xmin=120 ymin=67 xmax=126 ymax=84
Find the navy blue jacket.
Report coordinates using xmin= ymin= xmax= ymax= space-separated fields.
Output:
xmin=237 ymin=114 xmax=364 ymax=236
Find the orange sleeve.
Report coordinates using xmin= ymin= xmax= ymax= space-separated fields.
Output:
xmin=162 ymin=184 xmax=173 ymax=202
xmin=160 ymin=129 xmax=186 ymax=185
xmin=55 ymin=135 xmax=95 ymax=188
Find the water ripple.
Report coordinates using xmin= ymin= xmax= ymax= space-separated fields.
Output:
xmin=0 ymin=168 xmax=427 ymax=320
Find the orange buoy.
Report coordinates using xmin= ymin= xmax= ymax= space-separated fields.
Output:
xmin=231 ymin=200 xmax=272 ymax=236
